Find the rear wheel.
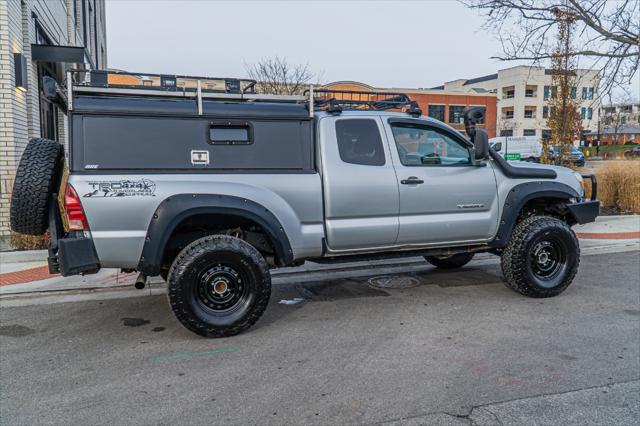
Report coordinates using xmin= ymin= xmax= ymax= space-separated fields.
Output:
xmin=167 ymin=235 xmax=271 ymax=337
xmin=501 ymin=215 xmax=579 ymax=298
xmin=425 ymin=253 xmax=474 ymax=269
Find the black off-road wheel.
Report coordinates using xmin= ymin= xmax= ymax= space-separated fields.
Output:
xmin=167 ymin=235 xmax=271 ymax=338
xmin=10 ymin=138 xmax=64 ymax=236
xmin=501 ymin=215 xmax=579 ymax=298
xmin=425 ymin=253 xmax=475 ymax=269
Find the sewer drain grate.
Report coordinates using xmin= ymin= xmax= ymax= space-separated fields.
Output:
xmin=368 ymin=275 xmax=421 ymax=289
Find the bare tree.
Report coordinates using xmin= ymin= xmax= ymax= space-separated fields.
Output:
xmin=464 ymin=0 xmax=639 ymax=98
xmin=244 ymin=56 xmax=314 ymax=95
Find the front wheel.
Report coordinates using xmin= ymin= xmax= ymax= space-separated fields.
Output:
xmin=425 ymin=253 xmax=474 ymax=269
xmin=167 ymin=235 xmax=271 ymax=337
xmin=501 ymin=215 xmax=579 ymax=298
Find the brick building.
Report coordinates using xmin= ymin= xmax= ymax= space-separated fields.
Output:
xmin=0 ymin=0 xmax=106 ymax=249
xmin=322 ymin=81 xmax=497 ymax=137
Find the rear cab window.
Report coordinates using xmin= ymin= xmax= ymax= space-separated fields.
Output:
xmin=335 ymin=119 xmax=386 ymax=166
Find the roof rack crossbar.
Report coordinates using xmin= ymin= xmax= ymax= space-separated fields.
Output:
xmin=307 ymin=89 xmax=422 ymax=117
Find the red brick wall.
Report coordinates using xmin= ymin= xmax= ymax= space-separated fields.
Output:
xmin=407 ymin=93 xmax=497 ymax=138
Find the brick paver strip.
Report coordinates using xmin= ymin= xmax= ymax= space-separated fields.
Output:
xmin=575 ymin=232 xmax=640 ymax=239
xmin=0 ymin=266 xmax=59 ymax=286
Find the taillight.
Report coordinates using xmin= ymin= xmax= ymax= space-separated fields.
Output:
xmin=64 ymin=184 xmax=89 ymax=231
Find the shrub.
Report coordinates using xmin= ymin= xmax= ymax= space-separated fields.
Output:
xmin=10 ymin=231 xmax=49 ymax=250
xmin=585 ymin=161 xmax=640 ymax=213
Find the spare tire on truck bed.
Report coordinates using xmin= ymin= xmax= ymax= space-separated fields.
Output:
xmin=10 ymin=138 xmax=64 ymax=236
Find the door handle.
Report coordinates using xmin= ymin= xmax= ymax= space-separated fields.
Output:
xmin=401 ymin=177 xmax=424 ymax=185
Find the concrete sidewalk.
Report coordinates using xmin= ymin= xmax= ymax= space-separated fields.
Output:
xmin=1 ymin=215 xmax=638 ymax=298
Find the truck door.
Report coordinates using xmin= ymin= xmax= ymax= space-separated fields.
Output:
xmin=383 ymin=119 xmax=499 ymax=245
xmin=319 ymin=116 xmax=400 ymax=251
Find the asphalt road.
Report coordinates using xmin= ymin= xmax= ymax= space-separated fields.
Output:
xmin=1 ymin=251 xmax=639 ymax=425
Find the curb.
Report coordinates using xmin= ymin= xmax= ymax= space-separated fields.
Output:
xmin=576 ymin=232 xmax=640 ymax=239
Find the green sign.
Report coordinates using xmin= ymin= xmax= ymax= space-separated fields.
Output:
xmin=505 ymin=153 xmax=521 ymax=161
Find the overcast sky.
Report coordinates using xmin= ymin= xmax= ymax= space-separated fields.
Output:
xmin=105 ymin=0 xmax=637 ymax=95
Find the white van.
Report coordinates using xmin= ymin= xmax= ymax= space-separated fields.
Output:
xmin=489 ymin=136 xmax=542 ymax=162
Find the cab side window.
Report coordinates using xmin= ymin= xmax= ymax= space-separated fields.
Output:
xmin=391 ymin=125 xmax=471 ymax=166
xmin=335 ymin=119 xmax=386 ymax=166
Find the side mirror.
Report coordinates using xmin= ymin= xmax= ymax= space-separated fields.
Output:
xmin=492 ymin=142 xmax=502 ymax=152
xmin=474 ymin=129 xmax=489 ymax=161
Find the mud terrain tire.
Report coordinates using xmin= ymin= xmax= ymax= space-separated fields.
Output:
xmin=501 ymin=215 xmax=579 ymax=298
xmin=167 ymin=235 xmax=271 ymax=338
xmin=425 ymin=253 xmax=475 ymax=269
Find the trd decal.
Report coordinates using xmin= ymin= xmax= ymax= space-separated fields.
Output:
xmin=83 ymin=179 xmax=156 ymax=197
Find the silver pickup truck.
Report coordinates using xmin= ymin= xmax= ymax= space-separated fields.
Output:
xmin=10 ymin=71 xmax=599 ymax=337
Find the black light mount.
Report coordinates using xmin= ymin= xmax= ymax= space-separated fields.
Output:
xmin=14 ymin=52 xmax=28 ymax=90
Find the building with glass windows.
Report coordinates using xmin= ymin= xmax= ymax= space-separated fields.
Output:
xmin=0 ymin=0 xmax=107 ymax=249
xmin=440 ymin=66 xmax=600 ymax=141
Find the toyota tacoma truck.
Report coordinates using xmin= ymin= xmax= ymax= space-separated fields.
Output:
xmin=10 ymin=71 xmax=599 ymax=337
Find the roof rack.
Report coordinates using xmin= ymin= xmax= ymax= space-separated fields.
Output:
xmin=307 ymin=89 xmax=422 ymax=117
xmin=70 ymin=69 xmax=258 ymax=94
xmin=65 ymin=71 xmax=422 ymax=118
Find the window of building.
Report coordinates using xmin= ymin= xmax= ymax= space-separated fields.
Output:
xmin=571 ymin=86 xmax=577 ymax=99
xmin=428 ymin=105 xmax=445 ymax=122
xmin=502 ymin=107 xmax=514 ymax=119
xmin=335 ymin=119 xmax=385 ymax=166
xmin=587 ymin=107 xmax=593 ymax=119
xmin=502 ymin=86 xmax=515 ymax=99
xmin=448 ymin=106 xmax=466 ymax=124
xmin=523 ymin=129 xmax=536 ymax=136
xmin=525 ymin=85 xmax=537 ymax=97
xmin=580 ymin=107 xmax=586 ymax=119
xmin=82 ymin=0 xmax=87 ymax=47
xmin=524 ymin=107 xmax=536 ymax=119
xmin=500 ymin=130 xmax=514 ymax=137
xmin=582 ymin=87 xmax=588 ymax=99
xmin=390 ymin=125 xmax=470 ymax=166
xmin=551 ymin=86 xmax=558 ymax=99
xmin=542 ymin=129 xmax=552 ymax=141
xmin=588 ymin=87 xmax=594 ymax=100
xmin=543 ymin=86 xmax=550 ymax=100
xmin=543 ymin=106 xmax=549 ymax=119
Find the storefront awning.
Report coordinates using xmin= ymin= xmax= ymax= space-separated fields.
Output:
xmin=31 ymin=44 xmax=85 ymax=63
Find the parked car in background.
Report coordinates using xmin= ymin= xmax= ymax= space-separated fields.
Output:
xmin=547 ymin=146 xmax=585 ymax=167
xmin=489 ymin=136 xmax=542 ymax=162
xmin=624 ymin=146 xmax=640 ymax=159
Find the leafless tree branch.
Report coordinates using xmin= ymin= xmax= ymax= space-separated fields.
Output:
xmin=244 ymin=56 xmax=315 ymax=95
xmin=463 ymin=0 xmax=639 ymax=97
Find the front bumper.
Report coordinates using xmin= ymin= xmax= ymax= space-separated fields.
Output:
xmin=566 ymin=173 xmax=599 ymax=224
xmin=567 ymin=200 xmax=600 ymax=224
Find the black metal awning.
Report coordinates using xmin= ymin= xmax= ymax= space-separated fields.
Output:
xmin=31 ymin=44 xmax=85 ymax=63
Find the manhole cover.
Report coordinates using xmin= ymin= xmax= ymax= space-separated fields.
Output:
xmin=368 ymin=275 xmax=421 ymax=289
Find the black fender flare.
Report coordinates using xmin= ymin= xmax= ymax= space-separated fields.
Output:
xmin=137 ymin=194 xmax=293 ymax=275
xmin=490 ymin=181 xmax=579 ymax=248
